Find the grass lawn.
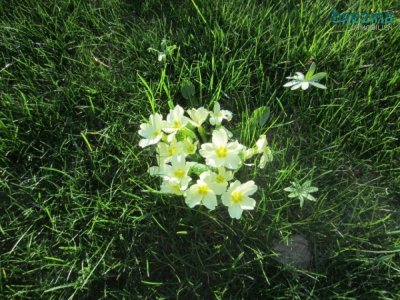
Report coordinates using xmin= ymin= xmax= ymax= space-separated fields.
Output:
xmin=1 ymin=0 xmax=399 ymax=298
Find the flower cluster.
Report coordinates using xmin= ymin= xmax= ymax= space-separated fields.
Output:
xmin=138 ymin=102 xmax=273 ymax=219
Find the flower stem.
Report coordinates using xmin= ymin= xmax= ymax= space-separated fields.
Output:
xmin=197 ymin=126 xmax=207 ymax=143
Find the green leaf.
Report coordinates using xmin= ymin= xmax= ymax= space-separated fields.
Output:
xmin=310 ymin=72 xmax=327 ymax=82
xmin=305 ymin=62 xmax=316 ymax=80
xmin=284 ymin=180 xmax=318 ymax=208
xmin=176 ymin=127 xmax=197 ymax=140
xmin=181 ymin=81 xmax=196 ymax=100
xmin=166 ymin=45 xmax=177 ymax=55
xmin=307 ymin=187 xmax=319 ymax=193
xmin=190 ymin=163 xmax=208 ymax=176
xmin=305 ymin=194 xmax=316 ymax=201
xmin=299 ymin=196 xmax=305 ymax=208
xmin=310 ymin=82 xmax=327 ymax=89
xmin=250 ymin=106 xmax=270 ymax=128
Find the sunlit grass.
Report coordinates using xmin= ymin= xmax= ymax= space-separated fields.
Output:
xmin=1 ymin=0 xmax=399 ymax=298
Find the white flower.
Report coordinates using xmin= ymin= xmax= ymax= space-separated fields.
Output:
xmin=255 ymin=135 xmax=273 ymax=169
xmin=163 ymin=155 xmax=191 ymax=189
xmin=184 ymin=172 xmax=217 ymax=210
xmin=283 ymin=63 xmax=327 ymax=90
xmin=161 ymin=178 xmax=185 ymax=195
xmin=222 ymin=180 xmax=257 ymax=219
xmin=201 ymin=167 xmax=233 ymax=195
xmin=209 ymin=102 xmax=232 ymax=126
xmin=157 ymin=138 xmax=183 ymax=163
xmin=138 ymin=113 xmax=165 ymax=148
xmin=283 ymin=72 xmax=310 ymax=90
xmin=199 ymin=128 xmax=243 ymax=169
xmin=163 ymin=105 xmax=189 ymax=134
xmin=187 ymin=107 xmax=209 ymax=127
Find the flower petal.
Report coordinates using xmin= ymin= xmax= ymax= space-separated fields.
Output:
xmin=240 ymin=196 xmax=256 ymax=210
xmin=184 ymin=189 xmax=201 ymax=208
xmin=228 ymin=205 xmax=243 ymax=219
xmin=220 ymin=109 xmax=232 ymax=121
xmin=202 ymin=193 xmax=217 ymax=210
xmin=221 ymin=192 xmax=230 ymax=206
xmin=212 ymin=129 xmax=228 ymax=146
xmin=225 ymin=154 xmax=241 ymax=169
xmin=291 ymin=83 xmax=302 ymax=90
xmin=238 ymin=180 xmax=257 ymax=196
xmin=283 ymin=81 xmax=299 ymax=87
xmin=301 ymin=82 xmax=310 ymax=90
xmin=295 ymin=72 xmax=305 ymax=80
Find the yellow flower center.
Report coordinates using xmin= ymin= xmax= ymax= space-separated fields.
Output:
xmin=197 ymin=184 xmax=210 ymax=196
xmin=152 ymin=129 xmax=161 ymax=137
xmin=185 ymin=144 xmax=195 ymax=154
xmin=168 ymin=146 xmax=177 ymax=156
xmin=173 ymin=120 xmax=181 ymax=129
xmin=174 ymin=168 xmax=185 ymax=179
xmin=216 ymin=175 xmax=225 ymax=183
xmin=215 ymin=146 xmax=228 ymax=158
xmin=231 ymin=191 xmax=244 ymax=204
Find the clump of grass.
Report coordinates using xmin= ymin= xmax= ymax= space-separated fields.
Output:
xmin=1 ymin=0 xmax=399 ymax=299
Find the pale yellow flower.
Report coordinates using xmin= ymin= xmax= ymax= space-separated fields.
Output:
xmin=222 ymin=180 xmax=257 ymax=219
xmin=184 ymin=171 xmax=217 ymax=210
xmin=200 ymin=167 xmax=233 ymax=195
xmin=187 ymin=107 xmax=209 ymax=127
xmin=199 ymin=128 xmax=243 ymax=169
xmin=138 ymin=113 xmax=165 ymax=148
xmin=209 ymin=102 xmax=232 ymax=126
xmin=163 ymin=155 xmax=191 ymax=189
xmin=163 ymin=105 xmax=189 ymax=135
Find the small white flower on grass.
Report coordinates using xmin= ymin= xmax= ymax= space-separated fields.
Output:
xmin=255 ymin=135 xmax=273 ymax=169
xmin=284 ymin=72 xmax=310 ymax=90
xmin=187 ymin=107 xmax=209 ymax=127
xmin=161 ymin=178 xmax=185 ymax=195
xmin=209 ymin=102 xmax=232 ymax=126
xmin=283 ymin=62 xmax=327 ymax=90
xmin=222 ymin=180 xmax=257 ymax=219
xmin=184 ymin=172 xmax=217 ymax=210
xmin=201 ymin=167 xmax=233 ymax=195
xmin=138 ymin=113 xmax=165 ymax=148
xmin=163 ymin=155 xmax=191 ymax=189
xmin=164 ymin=105 xmax=189 ymax=135
xmin=199 ymin=128 xmax=243 ymax=169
